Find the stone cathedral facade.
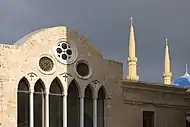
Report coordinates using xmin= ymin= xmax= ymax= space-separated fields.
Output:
xmin=0 ymin=19 xmax=190 ymax=127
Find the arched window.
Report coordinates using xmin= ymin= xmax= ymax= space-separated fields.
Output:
xmin=17 ymin=78 xmax=30 ymax=127
xmin=84 ymin=85 xmax=93 ymax=127
xmin=49 ymin=78 xmax=63 ymax=127
xmin=97 ymin=86 xmax=106 ymax=127
xmin=34 ymin=79 xmax=45 ymax=127
xmin=67 ymin=80 xmax=80 ymax=127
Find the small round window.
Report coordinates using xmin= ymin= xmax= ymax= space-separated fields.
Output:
xmin=39 ymin=57 xmax=54 ymax=72
xmin=76 ymin=62 xmax=89 ymax=77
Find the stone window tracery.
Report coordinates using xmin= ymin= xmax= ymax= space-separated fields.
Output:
xmin=38 ymin=55 xmax=56 ymax=75
xmin=53 ymin=40 xmax=78 ymax=65
xmin=39 ymin=57 xmax=54 ymax=72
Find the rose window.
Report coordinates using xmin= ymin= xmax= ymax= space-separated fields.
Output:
xmin=53 ymin=41 xmax=78 ymax=64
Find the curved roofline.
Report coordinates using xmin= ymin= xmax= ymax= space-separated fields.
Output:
xmin=12 ymin=26 xmax=103 ymax=57
xmin=14 ymin=28 xmax=46 ymax=46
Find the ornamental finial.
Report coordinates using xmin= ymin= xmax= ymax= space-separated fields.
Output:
xmin=184 ymin=64 xmax=190 ymax=76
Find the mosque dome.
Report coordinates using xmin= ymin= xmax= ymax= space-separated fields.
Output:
xmin=172 ymin=64 xmax=190 ymax=87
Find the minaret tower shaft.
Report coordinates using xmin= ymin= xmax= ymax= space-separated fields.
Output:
xmin=127 ymin=17 xmax=139 ymax=81
xmin=163 ymin=38 xmax=172 ymax=85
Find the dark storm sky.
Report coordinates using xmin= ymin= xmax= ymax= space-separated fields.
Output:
xmin=0 ymin=0 xmax=190 ymax=83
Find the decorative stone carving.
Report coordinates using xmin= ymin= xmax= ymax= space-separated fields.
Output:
xmin=92 ymin=80 xmax=100 ymax=88
xmin=59 ymin=73 xmax=73 ymax=84
xmin=92 ymin=80 xmax=100 ymax=84
xmin=27 ymin=72 xmax=37 ymax=81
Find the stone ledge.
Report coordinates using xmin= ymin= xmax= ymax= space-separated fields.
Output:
xmin=124 ymin=99 xmax=188 ymax=109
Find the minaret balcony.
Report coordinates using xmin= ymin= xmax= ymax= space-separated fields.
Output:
xmin=127 ymin=75 xmax=139 ymax=81
xmin=127 ymin=57 xmax=137 ymax=62
xmin=163 ymin=72 xmax=172 ymax=77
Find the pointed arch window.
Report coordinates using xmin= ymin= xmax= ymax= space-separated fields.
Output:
xmin=67 ymin=81 xmax=80 ymax=127
xmin=84 ymin=85 xmax=93 ymax=127
xmin=17 ymin=78 xmax=30 ymax=127
xmin=34 ymin=79 xmax=45 ymax=127
xmin=97 ymin=86 xmax=106 ymax=127
xmin=49 ymin=78 xmax=63 ymax=127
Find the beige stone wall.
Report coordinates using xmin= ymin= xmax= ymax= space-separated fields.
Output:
xmin=0 ymin=26 xmax=123 ymax=127
xmin=121 ymin=83 xmax=189 ymax=127
xmin=115 ymin=103 xmax=186 ymax=127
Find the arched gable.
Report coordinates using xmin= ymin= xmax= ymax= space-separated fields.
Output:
xmin=14 ymin=29 xmax=45 ymax=46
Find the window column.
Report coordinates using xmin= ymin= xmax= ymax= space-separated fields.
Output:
xmin=93 ymin=95 xmax=97 ymax=127
xmin=63 ymin=92 xmax=67 ymax=127
xmin=30 ymin=87 xmax=34 ymax=127
xmin=80 ymin=91 xmax=84 ymax=127
xmin=45 ymin=89 xmax=49 ymax=127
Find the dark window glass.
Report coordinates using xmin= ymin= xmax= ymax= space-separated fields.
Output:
xmin=98 ymin=87 xmax=106 ymax=127
xmin=84 ymin=86 xmax=93 ymax=127
xmin=17 ymin=78 xmax=30 ymax=127
xmin=49 ymin=78 xmax=63 ymax=127
xmin=34 ymin=80 xmax=45 ymax=127
xmin=143 ymin=111 xmax=154 ymax=127
xmin=67 ymin=81 xmax=80 ymax=127
xmin=76 ymin=62 xmax=89 ymax=77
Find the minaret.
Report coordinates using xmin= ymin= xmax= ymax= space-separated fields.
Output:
xmin=184 ymin=64 xmax=190 ymax=76
xmin=127 ymin=17 xmax=139 ymax=81
xmin=163 ymin=38 xmax=172 ymax=85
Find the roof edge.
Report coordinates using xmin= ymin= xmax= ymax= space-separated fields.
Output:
xmin=121 ymin=80 xmax=188 ymax=93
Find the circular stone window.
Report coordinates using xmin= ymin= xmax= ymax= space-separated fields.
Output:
xmin=38 ymin=55 xmax=55 ymax=74
xmin=75 ymin=61 xmax=92 ymax=79
xmin=53 ymin=39 xmax=78 ymax=65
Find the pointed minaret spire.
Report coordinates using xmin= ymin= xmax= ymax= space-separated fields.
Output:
xmin=163 ymin=37 xmax=172 ymax=85
xmin=130 ymin=17 xmax=133 ymax=24
xmin=184 ymin=64 xmax=190 ymax=76
xmin=127 ymin=17 xmax=139 ymax=81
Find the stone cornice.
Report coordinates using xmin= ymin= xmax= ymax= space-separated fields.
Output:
xmin=122 ymin=86 xmax=185 ymax=95
xmin=121 ymin=80 xmax=187 ymax=94
xmin=124 ymin=99 xmax=188 ymax=110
